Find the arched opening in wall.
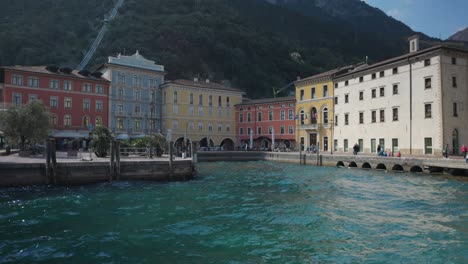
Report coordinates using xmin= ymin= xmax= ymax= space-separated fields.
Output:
xmin=376 ymin=163 xmax=387 ymax=170
xmin=349 ymin=161 xmax=357 ymax=168
xmin=220 ymin=138 xmax=235 ymax=151
xmin=392 ymin=164 xmax=404 ymax=172
xmin=336 ymin=161 xmax=345 ymax=167
xmin=174 ymin=137 xmax=191 ymax=156
xmin=311 ymin=107 xmax=317 ymax=124
xmin=410 ymin=166 xmax=423 ymax=173
xmin=362 ymin=162 xmax=372 ymax=169
xmin=260 ymin=138 xmax=270 ymax=150
xmin=199 ymin=137 xmax=214 ymax=149
xmin=452 ymin=129 xmax=459 ymax=155
xmin=283 ymin=140 xmax=291 ymax=149
xmin=300 ymin=109 xmax=305 ymax=125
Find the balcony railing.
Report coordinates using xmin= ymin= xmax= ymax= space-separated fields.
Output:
xmin=299 ymin=123 xmax=319 ymax=130
xmin=114 ymin=111 xmax=127 ymax=117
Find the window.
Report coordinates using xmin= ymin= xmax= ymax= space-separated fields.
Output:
xmin=379 ymin=138 xmax=385 ymax=150
xmin=117 ymin=72 xmax=126 ymax=84
xmin=50 ymin=96 xmax=58 ymax=108
xmin=393 ymin=108 xmax=399 ymax=121
xmin=393 ymin=67 xmax=398 ymax=74
xmin=28 ymin=77 xmax=39 ymax=87
xmin=268 ymin=111 xmax=273 ymax=121
xmin=334 ymin=115 xmax=338 ymax=126
xmin=198 ymin=106 xmax=203 ymax=116
xmin=289 ymin=125 xmax=294 ymax=134
xmin=345 ymin=80 xmax=349 ymax=86
xmin=208 ymin=123 xmax=213 ymax=132
xmin=96 ymin=117 xmax=102 ymax=127
xmin=257 ymin=127 xmax=262 ymax=135
xmin=380 ymin=87 xmax=385 ymax=97
xmin=334 ymin=83 xmax=338 ymax=88
xmin=311 ymin=87 xmax=316 ymax=99
xmin=359 ymin=91 xmax=363 ymax=101
xmin=64 ymin=115 xmax=72 ymax=127
xmin=345 ymin=94 xmax=349 ymax=103
xmin=452 ymin=76 xmax=457 ymax=88
xmin=199 ymin=94 xmax=203 ymax=105
xmin=149 ymin=78 xmax=158 ymax=88
xmin=96 ymin=100 xmax=102 ymax=112
xmin=49 ymin=80 xmax=59 ymax=89
xmin=424 ymin=58 xmax=431 ymax=66
xmin=117 ymin=118 xmax=124 ymax=130
xmin=280 ymin=110 xmax=285 ymax=120
xmin=28 ymin=94 xmax=37 ymax=103
xmin=134 ymin=104 xmax=141 ymax=114
xmin=371 ymin=89 xmax=376 ymax=98
xmin=424 ymin=78 xmax=432 ymax=89
xmin=344 ymin=113 xmax=349 ymax=125
xmin=300 ymin=90 xmax=304 ymax=101
xmin=424 ymin=138 xmax=432 ymax=154
xmin=359 ymin=112 xmax=364 ymax=124
xmin=12 ymin=75 xmax=23 ymax=86
xmin=96 ymin=85 xmax=104 ymax=94
xmin=83 ymin=116 xmax=90 ymax=127
xmin=371 ymin=139 xmax=376 ymax=153
xmin=61 ymin=81 xmax=72 ymax=91
xmin=118 ymin=88 xmax=124 ymax=98
xmin=133 ymin=89 xmax=140 ymax=100
xmin=247 ymin=113 xmax=251 ymax=122
xmin=425 ymin=103 xmax=432 ymax=118
xmin=323 ymin=85 xmax=328 ymax=97
xmin=198 ymin=123 xmax=204 ymax=131
xmin=226 ymin=125 xmax=231 ymax=132
xmin=393 ymin=84 xmax=398 ymax=95
xmin=240 ymin=113 xmax=244 ymax=123
xmin=257 ymin=112 xmax=262 ymax=122
xmin=371 ymin=73 xmax=376 ymax=79
xmin=280 ymin=126 xmax=285 ymax=134
xmin=344 ymin=139 xmax=349 ymax=152
xmin=334 ymin=97 xmax=338 ymax=105
xmin=323 ymin=108 xmax=328 ymax=124
xmin=134 ymin=119 xmax=141 ymax=130
xmin=371 ymin=110 xmax=376 ymax=123
xmin=133 ymin=75 xmax=139 ymax=86
xmin=83 ymin=99 xmax=90 ymax=110
xmin=359 ymin=76 xmax=364 ymax=83
xmin=83 ymin=84 xmax=92 ymax=93
xmin=64 ymin=98 xmax=72 ymax=108
xmin=209 ymin=95 xmax=213 ymax=106
xmin=50 ymin=114 xmax=58 ymax=127
xmin=218 ymin=124 xmax=222 ymax=132
xmin=452 ymin=57 xmax=457 ymax=65
xmin=289 ymin=110 xmax=294 ymax=120
xmin=380 ymin=109 xmax=385 ymax=122
xmin=453 ymin=103 xmax=458 ymax=117
xmin=268 ymin=127 xmax=273 ymax=134
xmin=334 ymin=140 xmax=338 ymax=152
xmin=226 ymin=97 xmax=230 ymax=107
xmin=379 ymin=71 xmax=385 ymax=78
xmin=173 ymin=91 xmax=178 ymax=103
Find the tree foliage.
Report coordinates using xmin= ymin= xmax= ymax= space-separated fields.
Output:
xmin=90 ymin=126 xmax=113 ymax=157
xmin=0 ymin=101 xmax=50 ymax=150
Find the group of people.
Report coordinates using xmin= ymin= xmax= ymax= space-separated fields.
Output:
xmin=306 ymin=144 xmax=318 ymax=154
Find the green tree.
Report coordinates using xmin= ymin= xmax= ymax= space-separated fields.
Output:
xmin=0 ymin=101 xmax=50 ymax=150
xmin=89 ymin=126 xmax=113 ymax=157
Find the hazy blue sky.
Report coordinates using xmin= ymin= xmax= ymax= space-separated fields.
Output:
xmin=364 ymin=0 xmax=468 ymax=39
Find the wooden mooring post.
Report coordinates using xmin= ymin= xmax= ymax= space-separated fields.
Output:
xmin=169 ymin=141 xmax=174 ymax=180
xmin=115 ymin=140 xmax=121 ymax=180
xmin=109 ymin=140 xmax=115 ymax=181
xmin=45 ymin=138 xmax=57 ymax=184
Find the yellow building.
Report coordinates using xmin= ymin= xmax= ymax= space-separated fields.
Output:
xmin=161 ymin=78 xmax=243 ymax=151
xmin=295 ymin=66 xmax=356 ymax=153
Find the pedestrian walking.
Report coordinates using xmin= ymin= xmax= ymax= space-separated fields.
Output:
xmin=461 ymin=144 xmax=467 ymax=159
xmin=353 ymin=143 xmax=359 ymax=156
xmin=377 ymin=144 xmax=381 ymax=156
xmin=443 ymin=144 xmax=449 ymax=158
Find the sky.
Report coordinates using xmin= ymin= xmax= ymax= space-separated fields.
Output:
xmin=363 ymin=0 xmax=468 ymax=39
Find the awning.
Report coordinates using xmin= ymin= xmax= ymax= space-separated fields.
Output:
xmin=51 ymin=131 xmax=90 ymax=138
xmin=116 ymin=133 xmax=129 ymax=140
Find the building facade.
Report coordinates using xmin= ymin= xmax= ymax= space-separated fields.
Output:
xmin=97 ymin=51 xmax=165 ymax=139
xmin=235 ymin=96 xmax=296 ymax=151
xmin=161 ymin=79 xmax=243 ymax=150
xmin=333 ymin=37 xmax=468 ymax=156
xmin=0 ymin=66 xmax=110 ymax=141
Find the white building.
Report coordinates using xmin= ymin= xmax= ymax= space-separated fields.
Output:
xmin=333 ymin=36 xmax=468 ymax=156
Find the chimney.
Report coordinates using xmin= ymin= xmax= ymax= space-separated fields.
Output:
xmin=194 ymin=77 xmax=198 ymax=82
xmin=296 ymin=76 xmax=301 ymax=81
xmin=409 ymin=35 xmax=420 ymax=53
xmin=205 ymin=79 xmax=210 ymax=83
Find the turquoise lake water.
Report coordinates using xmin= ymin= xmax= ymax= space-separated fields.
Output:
xmin=0 ymin=161 xmax=467 ymax=263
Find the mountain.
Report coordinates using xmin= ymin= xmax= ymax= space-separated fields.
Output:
xmin=0 ymin=0 xmax=425 ymax=98
xmin=449 ymin=27 xmax=468 ymax=42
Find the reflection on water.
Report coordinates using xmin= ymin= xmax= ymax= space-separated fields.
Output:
xmin=0 ymin=161 xmax=467 ymax=263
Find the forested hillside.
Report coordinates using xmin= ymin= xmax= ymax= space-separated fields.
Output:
xmin=0 ymin=0 xmax=425 ymax=98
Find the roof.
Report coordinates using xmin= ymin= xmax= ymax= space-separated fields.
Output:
xmin=295 ymin=63 xmax=363 ymax=85
xmin=235 ymin=96 xmax=295 ymax=106
xmin=162 ymin=79 xmax=243 ymax=93
xmin=1 ymin=66 xmax=109 ymax=82
xmin=105 ymin=51 xmax=165 ymax=72
xmin=336 ymin=44 xmax=468 ymax=80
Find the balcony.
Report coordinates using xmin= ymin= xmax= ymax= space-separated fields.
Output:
xmin=132 ymin=112 xmax=142 ymax=117
xmin=114 ymin=111 xmax=127 ymax=117
xmin=299 ymin=123 xmax=319 ymax=130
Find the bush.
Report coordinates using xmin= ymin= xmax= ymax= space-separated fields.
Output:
xmin=90 ymin=126 xmax=112 ymax=157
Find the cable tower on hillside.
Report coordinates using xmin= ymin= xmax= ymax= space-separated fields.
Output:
xmin=76 ymin=0 xmax=125 ymax=70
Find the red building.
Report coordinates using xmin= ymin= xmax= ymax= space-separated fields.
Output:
xmin=235 ymin=96 xmax=296 ymax=151
xmin=0 ymin=66 xmax=110 ymax=143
